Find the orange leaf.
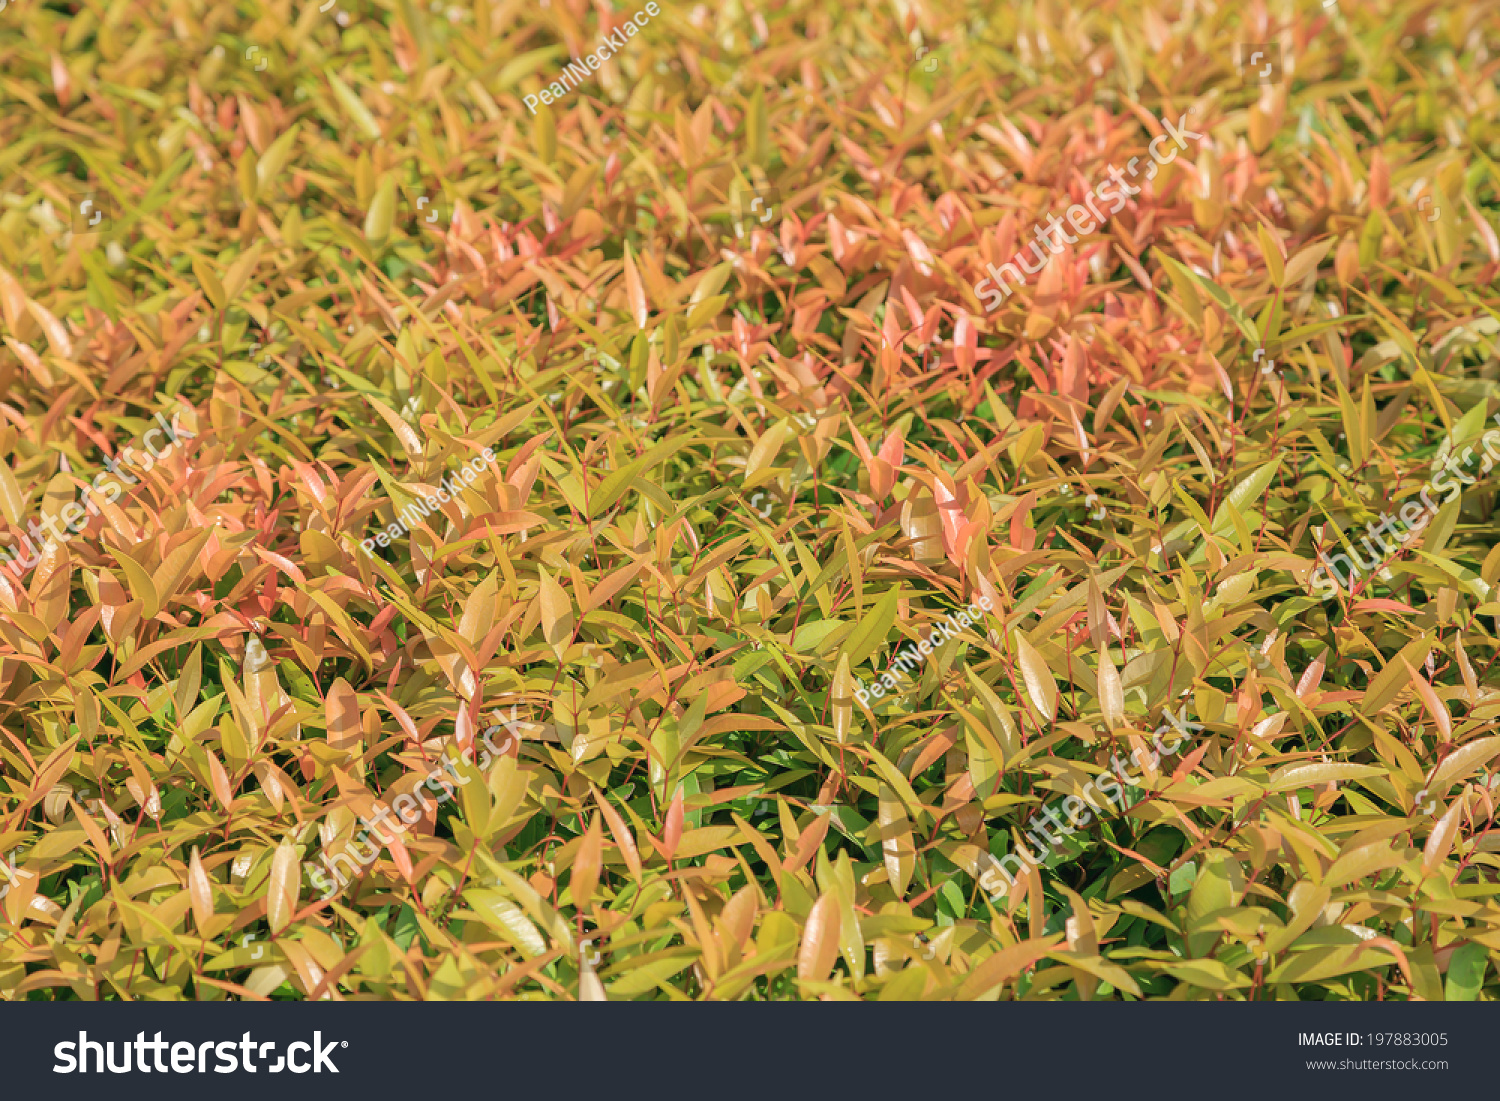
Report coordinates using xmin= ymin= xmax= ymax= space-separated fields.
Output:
xmin=662 ymin=786 xmax=684 ymax=862
xmin=797 ymin=893 xmax=842 ymax=982
xmin=594 ymin=789 xmax=642 ymax=880
xmin=571 ymin=816 xmax=603 ymax=910
xmin=1402 ymin=657 xmax=1452 ymax=742
xmin=325 ymin=678 xmax=362 ymax=754
xmin=622 ymin=244 xmax=649 ymax=328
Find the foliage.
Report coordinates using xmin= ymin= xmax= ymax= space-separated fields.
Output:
xmin=0 ymin=0 xmax=1499 ymax=1000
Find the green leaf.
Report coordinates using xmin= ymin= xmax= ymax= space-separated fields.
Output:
xmin=1445 ymin=942 xmax=1487 ymax=1001
xmin=328 ymin=72 xmax=382 ymax=141
xmin=842 ymin=586 xmax=900 ymax=669
xmin=1157 ymin=254 xmax=1260 ymax=343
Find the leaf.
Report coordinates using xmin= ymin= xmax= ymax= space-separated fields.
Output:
xmin=1097 ymin=647 xmax=1124 ymax=730
xmin=496 ymin=45 xmax=568 ymax=87
xmin=1268 ymin=762 xmax=1385 ymax=791
xmin=328 ymin=72 xmax=382 ymax=140
xmin=587 ymin=438 xmax=687 ymax=519
xmin=1430 ymin=737 xmax=1500 ymax=796
xmin=877 ymin=785 xmax=914 ymax=898
xmin=1186 ymin=852 xmax=1239 ymax=956
xmin=622 ymin=243 xmax=649 ymax=329
xmin=366 ymin=393 xmax=424 ymax=459
xmin=537 ymin=566 xmax=574 ymax=649
xmin=187 ymin=846 xmax=213 ymax=932
xmin=192 ymin=257 xmax=226 ymax=312
xmin=594 ymin=791 xmax=642 ymax=880
xmin=1157 ymin=253 xmax=1260 ymax=342
xmin=957 ymin=936 xmax=1064 ymax=1000
xmin=843 ymin=586 xmax=900 ymax=670
xmin=571 ymin=817 xmax=603 ymax=910
xmin=0 ymin=459 xmax=25 ymax=526
xmin=744 ymin=420 xmax=789 ymax=489
xmin=325 ymin=677 xmax=361 ymax=754
xmin=1266 ymin=943 xmax=1399 ymax=984
xmin=1014 ymin=635 xmax=1058 ymax=723
xmin=1402 ymin=657 xmax=1451 ymax=741
xmin=831 ymin=653 xmax=854 ymax=743
xmin=1210 ymin=460 xmax=1280 ymax=534
xmin=797 ymin=893 xmax=841 ymax=982
xmin=1324 ymin=841 xmax=1402 ymax=889
xmin=152 ymin=529 xmax=212 ymax=609
xmin=661 ymin=785 xmax=685 ymax=862
xmin=1445 ymin=943 xmax=1486 ymax=1001
xmin=1361 ymin=635 xmax=1435 ymax=716
xmin=1423 ymin=802 xmax=1464 ymax=875
xmin=1283 ymin=237 xmax=1335 ymax=287
xmin=468 ymin=890 xmax=548 ymax=957
xmin=26 ymin=299 xmax=73 ymax=358
xmin=255 ymin=125 xmax=300 ymax=190
xmin=109 ymin=548 xmax=161 ymax=621
xmin=267 ymin=840 xmax=299 ymax=935
xmin=746 ymin=86 xmax=767 ymax=166
xmin=364 ymin=171 xmax=397 ymax=243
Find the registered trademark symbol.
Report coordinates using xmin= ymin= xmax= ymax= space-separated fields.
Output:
xmin=342 ymin=1041 xmax=348 ymax=1047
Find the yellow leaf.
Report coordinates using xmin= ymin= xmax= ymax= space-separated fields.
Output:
xmin=831 ymin=653 xmax=854 ymax=743
xmin=25 ymin=299 xmax=73 ymax=359
xmin=1257 ymin=222 xmax=1285 ymax=286
xmin=538 ymin=566 xmax=574 ymax=650
xmin=328 ymin=72 xmax=382 ymax=141
xmin=532 ymin=102 xmax=556 ymax=165
xmin=1097 ymin=647 xmax=1124 ymax=730
xmin=267 ymin=840 xmax=299 ymax=935
xmin=152 ymin=529 xmax=212 ymax=610
xmin=1015 ymin=635 xmax=1058 ymax=723
xmin=192 ymin=257 xmax=226 ymax=312
xmin=744 ymin=420 xmax=788 ymax=489
xmin=255 ymin=125 xmax=300 ymax=191
xmin=187 ymin=846 xmax=213 ymax=932
xmin=878 ymin=785 xmax=914 ymax=897
xmin=366 ymin=393 xmax=424 ymax=459
xmin=0 ymin=459 xmax=25 ymax=525
xmin=843 ymin=586 xmax=900 ymax=669
xmin=1268 ymin=762 xmax=1384 ymax=791
xmin=364 ymin=171 xmax=397 ymax=243
xmin=1361 ymin=634 xmax=1434 ymax=716
xmin=1401 ymin=657 xmax=1451 ymax=742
